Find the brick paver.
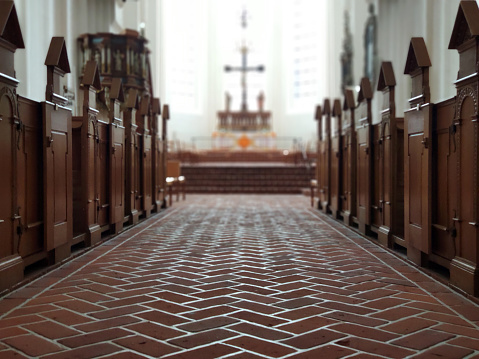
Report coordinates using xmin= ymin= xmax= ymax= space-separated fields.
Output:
xmin=0 ymin=194 xmax=478 ymax=358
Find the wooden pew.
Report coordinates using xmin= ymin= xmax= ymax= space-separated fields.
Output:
xmin=446 ymin=1 xmax=479 ymax=295
xmin=0 ymin=1 xmax=27 ymax=289
xmin=329 ymin=99 xmax=342 ymax=218
xmin=137 ymin=96 xmax=153 ymax=218
xmin=319 ymin=99 xmax=331 ymax=213
xmin=404 ymin=2 xmax=479 ymax=296
xmin=107 ymin=78 xmax=126 ymax=235
xmin=339 ymin=90 xmax=357 ymax=226
xmin=124 ymin=89 xmax=141 ymax=225
xmin=42 ymin=37 xmax=73 ymax=262
xmin=375 ymin=62 xmax=405 ymax=247
xmin=72 ymin=60 xmax=102 ymax=246
xmin=404 ymin=37 xmax=433 ymax=266
xmin=355 ymin=78 xmax=373 ymax=235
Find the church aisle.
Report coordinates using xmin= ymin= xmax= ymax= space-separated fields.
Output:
xmin=0 ymin=195 xmax=478 ymax=358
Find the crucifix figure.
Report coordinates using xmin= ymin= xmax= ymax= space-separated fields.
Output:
xmin=224 ymin=8 xmax=264 ymax=112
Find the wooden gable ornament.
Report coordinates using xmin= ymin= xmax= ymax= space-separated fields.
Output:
xmin=110 ymin=78 xmax=124 ymax=123
xmin=0 ymin=1 xmax=25 ymax=78
xmin=110 ymin=78 xmax=125 ymax=103
xmin=404 ymin=37 xmax=431 ymax=105
xmin=162 ymin=104 xmax=170 ymax=121
xmin=150 ymin=98 xmax=161 ymax=133
xmin=357 ymin=77 xmax=373 ymax=103
xmin=449 ymin=0 xmax=479 ymax=80
xmin=314 ymin=105 xmax=322 ymax=121
xmin=342 ymin=89 xmax=356 ymax=131
xmin=82 ymin=60 xmax=101 ymax=90
xmin=322 ymin=99 xmax=331 ymax=116
xmin=332 ymin=99 xmax=342 ymax=117
xmin=377 ymin=62 xmax=396 ymax=92
xmin=45 ymin=37 xmax=71 ymax=105
xmin=377 ymin=61 xmax=397 ymax=113
xmin=139 ymin=96 xmax=151 ymax=117
xmin=126 ymin=88 xmax=139 ymax=110
xmin=151 ymin=98 xmax=161 ymax=116
xmin=343 ymin=89 xmax=356 ymax=111
xmin=80 ymin=60 xmax=101 ymax=109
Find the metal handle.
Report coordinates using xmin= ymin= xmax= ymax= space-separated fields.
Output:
xmin=421 ymin=137 xmax=429 ymax=148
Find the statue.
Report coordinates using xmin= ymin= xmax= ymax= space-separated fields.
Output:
xmin=340 ymin=11 xmax=354 ymax=92
xmin=114 ymin=49 xmax=123 ymax=71
xmin=257 ymin=91 xmax=265 ymax=112
xmin=225 ymin=91 xmax=232 ymax=112
xmin=364 ymin=3 xmax=377 ymax=86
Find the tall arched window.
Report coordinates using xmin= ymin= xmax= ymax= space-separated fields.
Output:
xmin=284 ymin=0 xmax=324 ymax=113
xmin=162 ymin=0 xmax=206 ymax=114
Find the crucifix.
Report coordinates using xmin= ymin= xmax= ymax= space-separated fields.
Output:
xmin=224 ymin=8 xmax=264 ymax=112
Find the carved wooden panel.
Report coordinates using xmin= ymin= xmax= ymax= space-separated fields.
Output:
xmin=432 ymin=99 xmax=456 ymax=261
xmin=87 ymin=113 xmax=98 ymax=228
xmin=457 ymin=92 xmax=478 ymax=263
xmin=0 ymin=89 xmax=16 ymax=258
xmin=340 ymin=132 xmax=350 ymax=215
xmin=405 ymin=105 xmax=432 ymax=253
xmin=17 ymin=97 xmax=43 ymax=260
xmin=154 ymin=137 xmax=164 ymax=205
xmin=142 ymin=134 xmax=152 ymax=215
xmin=72 ymin=121 xmax=82 ymax=235
xmin=371 ymin=124 xmax=382 ymax=229
xmin=97 ymin=121 xmax=110 ymax=227
xmin=356 ymin=125 xmax=371 ymax=229
xmin=110 ymin=123 xmax=125 ymax=227
xmin=329 ymin=117 xmax=341 ymax=217
xmin=42 ymin=101 xmax=72 ymax=252
xmin=383 ymin=122 xmax=392 ymax=231
xmin=134 ymin=133 xmax=142 ymax=213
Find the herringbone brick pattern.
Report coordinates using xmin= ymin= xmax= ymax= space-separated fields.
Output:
xmin=0 ymin=194 xmax=478 ymax=358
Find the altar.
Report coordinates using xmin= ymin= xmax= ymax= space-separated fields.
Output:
xmin=214 ymin=7 xmax=275 ymax=151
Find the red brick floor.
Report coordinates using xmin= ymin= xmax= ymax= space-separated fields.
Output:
xmin=0 ymin=194 xmax=478 ymax=358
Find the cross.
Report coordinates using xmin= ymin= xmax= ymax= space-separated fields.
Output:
xmin=224 ymin=8 xmax=265 ymax=112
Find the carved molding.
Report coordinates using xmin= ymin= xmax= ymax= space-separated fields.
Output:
xmin=456 ymin=84 xmax=479 ymax=223
xmin=0 ymin=86 xmax=19 ymax=119
xmin=456 ymin=86 xmax=478 ymax=120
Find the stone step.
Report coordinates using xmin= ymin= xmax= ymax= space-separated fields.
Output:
xmin=181 ymin=164 xmax=315 ymax=193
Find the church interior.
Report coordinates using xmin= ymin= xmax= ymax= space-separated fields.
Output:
xmin=1 ymin=0 xmax=479 ymax=357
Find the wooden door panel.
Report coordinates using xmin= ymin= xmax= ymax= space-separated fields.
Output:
xmin=330 ymin=136 xmax=340 ymax=212
xmin=372 ymin=125 xmax=381 ymax=228
xmin=110 ymin=125 xmax=125 ymax=224
xmin=341 ymin=137 xmax=349 ymax=213
xmin=143 ymin=135 xmax=152 ymax=212
xmin=97 ymin=123 xmax=109 ymax=227
xmin=43 ymin=103 xmax=72 ymax=251
xmin=18 ymin=98 xmax=43 ymax=258
xmin=432 ymin=100 xmax=456 ymax=261
xmin=0 ymin=93 xmax=15 ymax=258
xmin=458 ymin=96 xmax=477 ymax=262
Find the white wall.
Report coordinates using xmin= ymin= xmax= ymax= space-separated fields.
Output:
xmin=11 ymin=0 xmax=473 ymax=144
